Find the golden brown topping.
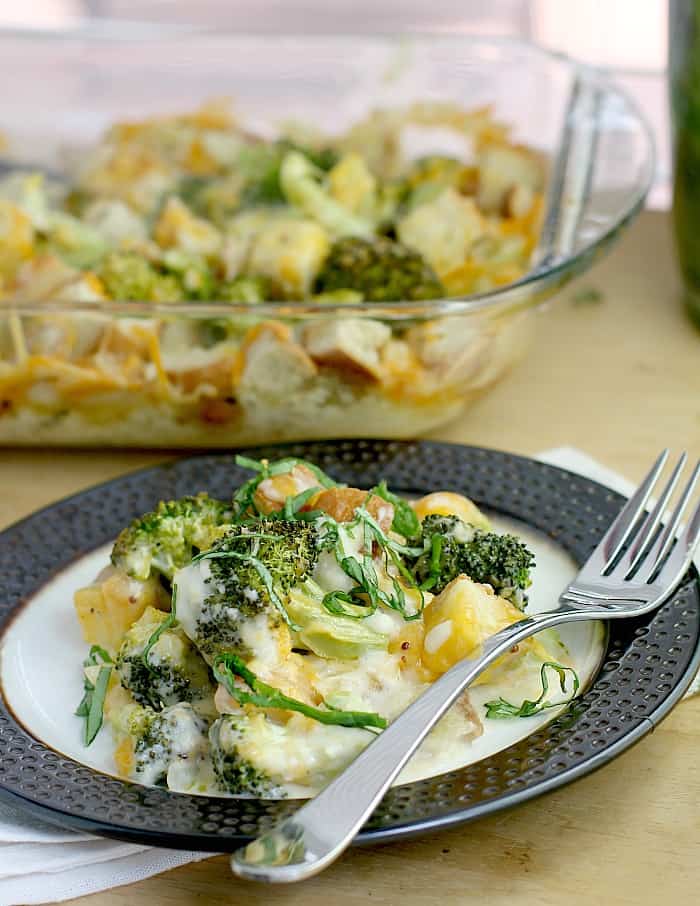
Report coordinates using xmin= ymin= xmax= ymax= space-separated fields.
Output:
xmin=308 ymin=486 xmax=394 ymax=533
xmin=253 ymin=464 xmax=320 ymax=515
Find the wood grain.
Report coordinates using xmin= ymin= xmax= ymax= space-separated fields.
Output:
xmin=2 ymin=211 xmax=698 ymax=905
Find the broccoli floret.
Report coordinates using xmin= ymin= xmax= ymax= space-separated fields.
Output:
xmin=209 ymin=715 xmax=281 ymax=796
xmin=160 ymin=249 xmax=217 ymax=300
xmin=411 ymin=514 xmax=467 ymax=592
xmin=175 ymin=519 xmax=320 ymax=657
xmin=111 ymin=492 xmax=233 ymax=582
xmin=238 ymin=140 xmax=339 ymax=208
xmin=115 ymin=606 xmax=215 ymax=710
xmin=413 ymin=514 xmax=535 ymax=608
xmin=100 ymin=247 xmax=267 ymax=305
xmin=197 ymin=275 xmax=270 ymax=346
xmin=459 ymin=530 xmax=535 ymax=608
xmin=200 ymin=520 xmax=319 ymax=654
xmin=311 ymin=288 xmax=365 ymax=303
xmin=217 ymin=274 xmax=270 ymax=303
xmin=148 ymin=272 xmax=186 ymax=302
xmin=98 ymin=250 xmax=185 ymax=302
xmin=314 ymin=236 xmax=444 ymax=302
xmin=126 ymin=701 xmax=210 ymax=787
xmin=206 ymin=519 xmax=319 ymax=605
xmin=101 ymin=248 xmax=225 ymax=302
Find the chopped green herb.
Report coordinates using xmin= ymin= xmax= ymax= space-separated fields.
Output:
xmin=371 ymin=480 xmax=421 ymax=540
xmin=282 ymin=487 xmax=321 ymax=519
xmin=213 ymin=653 xmax=387 ymax=730
xmin=232 ymin=454 xmax=339 ymax=521
xmin=417 ymin=534 xmax=445 ymax=591
xmin=75 ymin=645 xmax=113 ymax=745
xmin=484 ymin=661 xmax=580 ymax=719
xmin=141 ymin=585 xmax=178 ymax=672
xmin=571 ymin=286 xmax=603 ymax=306
xmin=234 ymin=454 xmax=269 ymax=473
xmin=268 ymin=458 xmax=338 ymax=488
xmin=320 ymin=588 xmax=376 ymax=619
xmin=316 ymin=501 xmax=424 ymax=622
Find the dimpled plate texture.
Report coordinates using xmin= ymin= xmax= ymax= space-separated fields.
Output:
xmin=0 ymin=440 xmax=698 ymax=850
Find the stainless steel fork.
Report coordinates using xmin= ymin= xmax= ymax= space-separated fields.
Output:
xmin=231 ymin=450 xmax=700 ymax=883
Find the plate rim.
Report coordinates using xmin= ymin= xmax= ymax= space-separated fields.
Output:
xmin=0 ymin=439 xmax=698 ymax=850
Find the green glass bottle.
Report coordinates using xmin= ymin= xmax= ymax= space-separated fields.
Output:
xmin=671 ymin=0 xmax=700 ymax=327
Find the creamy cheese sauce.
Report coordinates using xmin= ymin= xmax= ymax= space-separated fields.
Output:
xmin=145 ymin=505 xmax=588 ymax=798
xmin=1 ymin=517 xmax=605 ymax=800
xmin=173 ymin=559 xmax=211 ymax=643
xmin=160 ymin=512 xmax=603 ymax=798
xmin=175 ymin=647 xmax=482 ymax=797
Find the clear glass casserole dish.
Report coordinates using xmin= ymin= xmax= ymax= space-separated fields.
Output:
xmin=0 ymin=29 xmax=654 ymax=447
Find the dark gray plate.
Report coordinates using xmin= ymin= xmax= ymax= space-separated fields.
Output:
xmin=0 ymin=440 xmax=698 ymax=850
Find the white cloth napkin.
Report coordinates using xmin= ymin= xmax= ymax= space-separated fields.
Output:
xmin=0 ymin=798 xmax=211 ymax=905
xmin=1 ymin=446 xmax=696 ymax=905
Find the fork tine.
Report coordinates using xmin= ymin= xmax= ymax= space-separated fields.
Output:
xmin=637 ymin=459 xmax=700 ymax=584
xmin=585 ymin=449 xmax=668 ymax=575
xmin=619 ymin=452 xmax=687 ymax=577
xmin=654 ymin=495 xmax=700 ymax=589
xmin=682 ymin=482 xmax=700 ymax=549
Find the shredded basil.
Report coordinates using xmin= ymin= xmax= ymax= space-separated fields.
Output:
xmin=371 ymin=481 xmax=421 ymax=540
xmin=232 ymin=455 xmax=339 ymax=521
xmin=141 ymin=585 xmax=178 ymax=672
xmin=75 ymin=645 xmax=113 ymax=745
xmin=282 ymin=487 xmax=321 ymax=519
xmin=484 ymin=661 xmax=580 ymax=719
xmin=314 ymin=500 xmax=424 ymax=622
xmin=213 ymin=653 xmax=387 ymax=730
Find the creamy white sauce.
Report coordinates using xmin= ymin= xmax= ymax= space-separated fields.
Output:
xmin=133 ymin=702 xmax=209 ymax=789
xmin=313 ymin=549 xmax=355 ymax=594
xmin=241 ymin=613 xmax=283 ymax=667
xmin=173 ymin=560 xmax=211 ymax=643
xmin=128 ymin=513 xmax=598 ymax=797
xmin=449 ymin=520 xmax=476 ymax=543
xmin=0 ymin=516 xmax=606 ymax=800
xmin=364 ymin=609 xmax=401 ymax=637
xmin=242 ymin=587 xmax=260 ymax=604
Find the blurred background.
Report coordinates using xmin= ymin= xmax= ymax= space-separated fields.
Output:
xmin=0 ymin=0 xmax=670 ymax=206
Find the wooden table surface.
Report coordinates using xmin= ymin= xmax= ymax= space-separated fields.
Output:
xmin=2 ymin=211 xmax=699 ymax=905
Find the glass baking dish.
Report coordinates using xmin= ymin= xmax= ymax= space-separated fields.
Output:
xmin=0 ymin=28 xmax=653 ymax=448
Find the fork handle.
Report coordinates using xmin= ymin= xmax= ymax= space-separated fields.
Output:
xmin=230 ymin=603 xmax=598 ymax=883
